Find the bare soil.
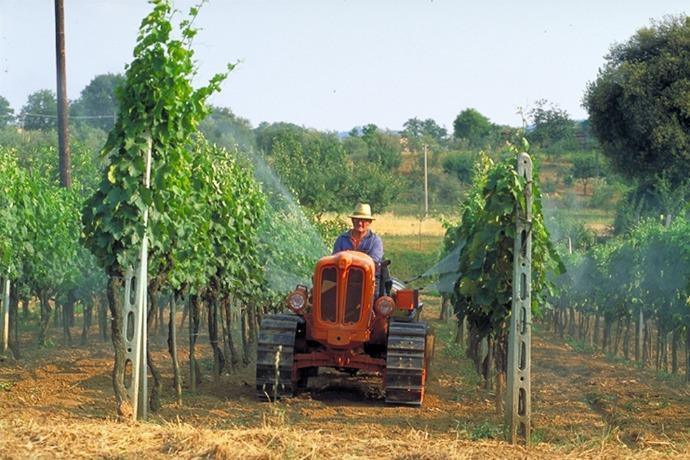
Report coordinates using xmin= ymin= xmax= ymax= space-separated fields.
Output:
xmin=1 ymin=307 xmax=689 ymax=459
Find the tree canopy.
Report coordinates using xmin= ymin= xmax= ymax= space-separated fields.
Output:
xmin=526 ymin=99 xmax=575 ymax=151
xmin=360 ymin=123 xmax=402 ymax=169
xmin=258 ymin=122 xmax=402 ymax=214
xmin=269 ymin=126 xmax=349 ymax=212
xmin=20 ymin=90 xmax=57 ymax=131
xmin=583 ymin=15 xmax=690 ymax=187
xmin=452 ymin=108 xmax=493 ymax=148
xmin=570 ymin=155 xmax=599 ymax=196
xmin=0 ymin=96 xmax=14 ymax=128
xmin=402 ymin=117 xmax=448 ymax=146
xmin=199 ymin=106 xmax=256 ymax=151
xmin=70 ymin=73 xmax=124 ymax=132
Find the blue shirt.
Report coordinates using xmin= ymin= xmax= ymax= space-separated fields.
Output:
xmin=333 ymin=230 xmax=384 ymax=264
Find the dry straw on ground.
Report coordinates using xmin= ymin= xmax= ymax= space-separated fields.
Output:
xmin=1 ymin=415 xmax=686 ymax=459
xmin=3 ymin=273 xmax=690 ymax=459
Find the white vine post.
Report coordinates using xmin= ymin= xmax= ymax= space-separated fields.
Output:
xmin=123 ymin=136 xmax=152 ymax=420
xmin=506 ymin=152 xmax=533 ymax=445
xmin=2 ymin=276 xmax=9 ymax=353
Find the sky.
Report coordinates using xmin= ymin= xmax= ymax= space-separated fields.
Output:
xmin=1 ymin=0 xmax=688 ymax=132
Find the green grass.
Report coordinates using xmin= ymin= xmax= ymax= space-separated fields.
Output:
xmin=433 ymin=318 xmax=482 ymax=389
xmin=543 ymin=206 xmax=614 ymax=225
xmin=530 ymin=428 xmax=546 ymax=444
xmin=0 ymin=381 xmax=15 ymax=391
xmin=550 ymin=207 xmax=612 ymax=219
xmin=622 ymin=401 xmax=635 ymax=412
xmin=383 ymin=234 xmax=444 ymax=283
xmin=540 ymin=149 xmax=597 ymax=163
xmin=454 ymin=420 xmax=503 ymax=441
xmin=565 ymin=337 xmax=598 ymax=355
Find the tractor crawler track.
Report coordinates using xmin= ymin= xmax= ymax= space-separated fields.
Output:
xmin=255 ymin=314 xmax=303 ymax=400
xmin=385 ymin=321 xmax=428 ymax=405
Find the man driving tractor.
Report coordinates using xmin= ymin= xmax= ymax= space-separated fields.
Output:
xmin=333 ymin=203 xmax=388 ymax=297
xmin=332 ymin=203 xmax=383 ymax=263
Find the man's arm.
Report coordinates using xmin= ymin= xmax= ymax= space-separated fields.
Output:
xmin=369 ymin=234 xmax=384 ymax=263
xmin=333 ymin=234 xmax=346 ymax=254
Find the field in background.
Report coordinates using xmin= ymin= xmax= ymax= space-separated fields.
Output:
xmin=385 ymin=153 xmax=619 ymax=237
xmin=326 ymin=212 xmax=450 ymax=237
xmin=373 ymin=212 xmax=448 ymax=236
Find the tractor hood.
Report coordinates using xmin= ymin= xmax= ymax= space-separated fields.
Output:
xmin=309 ymin=251 xmax=376 ymax=348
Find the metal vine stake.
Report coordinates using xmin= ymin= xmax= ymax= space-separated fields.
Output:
xmin=123 ymin=135 xmax=152 ymax=421
xmin=506 ymin=152 xmax=533 ymax=445
xmin=1 ymin=277 xmax=9 ymax=353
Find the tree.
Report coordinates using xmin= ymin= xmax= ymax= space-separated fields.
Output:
xmin=0 ymin=96 xmax=14 ymax=127
xmin=526 ymin=99 xmax=575 ymax=150
xmin=70 ymin=73 xmax=124 ymax=131
xmin=403 ymin=117 xmax=448 ymax=144
xmin=573 ymin=119 xmax=597 ymax=150
xmin=360 ymin=123 xmax=401 ymax=169
xmin=255 ymin=121 xmax=303 ymax=154
xmin=583 ymin=16 xmax=690 ymax=187
xmin=571 ymin=155 xmax=599 ymax=195
xmin=200 ymin=106 xmax=256 ymax=150
xmin=452 ymin=108 xmax=492 ymax=148
xmin=269 ymin=127 xmax=350 ymax=212
xmin=257 ymin=121 xmax=401 ymax=214
xmin=342 ymin=134 xmax=368 ymax=161
xmin=344 ymin=162 xmax=402 ymax=212
xmin=20 ymin=90 xmax=57 ymax=131
xmin=442 ymin=151 xmax=475 ymax=183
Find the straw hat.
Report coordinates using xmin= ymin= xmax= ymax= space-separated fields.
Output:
xmin=348 ymin=203 xmax=375 ymax=220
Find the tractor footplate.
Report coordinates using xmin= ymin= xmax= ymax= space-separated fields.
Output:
xmin=384 ymin=321 xmax=429 ymax=405
xmin=256 ymin=314 xmax=303 ymax=401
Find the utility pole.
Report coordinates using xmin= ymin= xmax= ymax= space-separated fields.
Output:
xmin=423 ymin=144 xmax=429 ymax=218
xmin=55 ymin=0 xmax=71 ymax=188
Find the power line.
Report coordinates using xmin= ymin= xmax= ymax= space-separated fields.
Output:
xmin=13 ymin=112 xmax=116 ymax=120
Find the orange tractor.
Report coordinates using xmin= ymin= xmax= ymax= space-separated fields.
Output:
xmin=256 ymin=250 xmax=434 ymax=405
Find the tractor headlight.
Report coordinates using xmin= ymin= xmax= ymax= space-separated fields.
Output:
xmin=287 ymin=286 xmax=308 ymax=313
xmin=374 ymin=296 xmax=395 ymax=317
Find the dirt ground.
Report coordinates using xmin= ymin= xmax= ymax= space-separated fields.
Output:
xmin=1 ymin=304 xmax=690 ymax=459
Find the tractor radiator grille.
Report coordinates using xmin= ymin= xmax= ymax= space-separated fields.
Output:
xmin=344 ymin=267 xmax=364 ymax=324
xmin=320 ymin=266 xmax=338 ymax=323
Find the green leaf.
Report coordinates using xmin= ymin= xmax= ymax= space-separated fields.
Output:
xmin=107 ymin=165 xmax=117 ymax=184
